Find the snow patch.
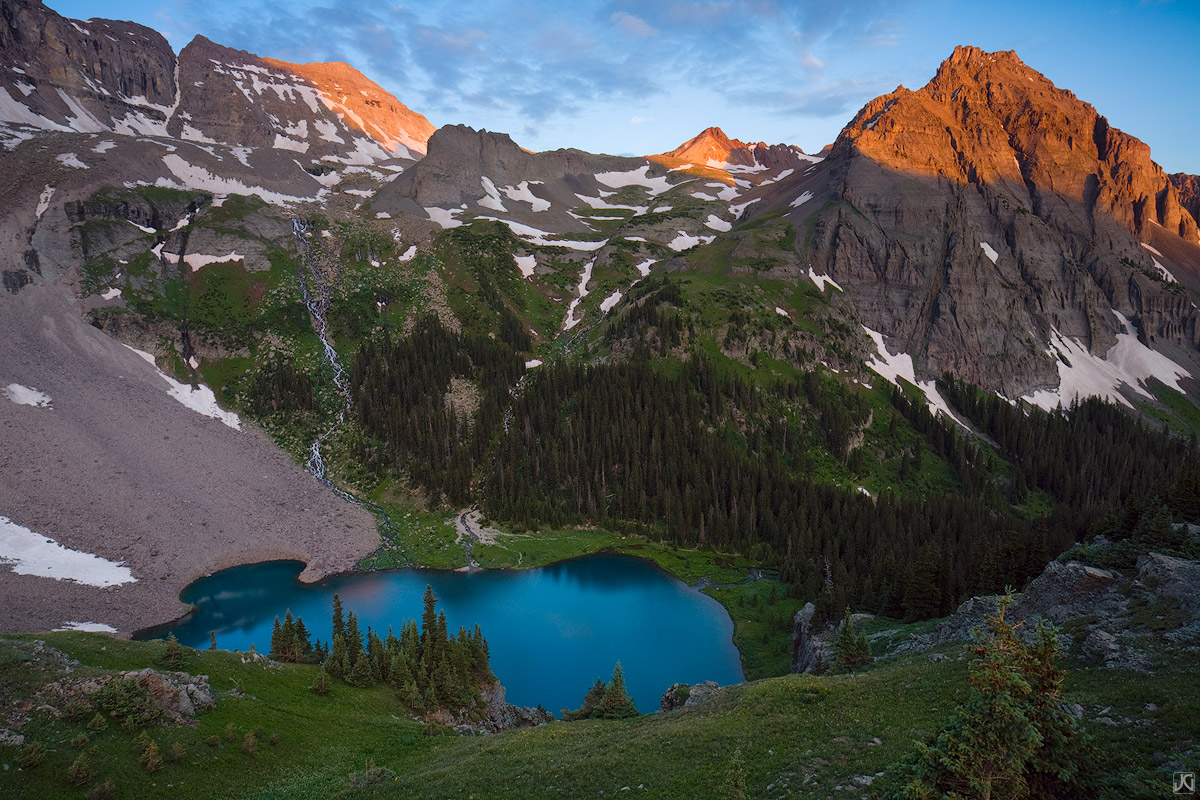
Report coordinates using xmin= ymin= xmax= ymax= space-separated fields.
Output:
xmin=980 ymin=242 xmax=999 ymax=263
xmin=159 ymin=154 xmax=319 ymax=206
xmin=600 ymin=289 xmax=623 ymax=313
xmin=54 ymin=622 xmax=118 ymax=633
xmin=56 ymin=152 xmax=89 ymax=169
xmin=575 ymin=193 xmax=648 ymax=215
xmin=128 ymin=220 xmax=156 ymax=234
xmin=502 ymin=180 xmax=550 ymax=212
xmin=808 ymin=269 xmax=842 ymax=292
xmin=667 ymin=230 xmax=714 ymax=252
xmin=515 ymin=254 xmax=536 ymax=278
xmin=478 ymin=176 xmax=507 ymax=212
xmin=635 ymin=259 xmax=655 ymax=277
xmin=862 ymin=326 xmax=969 ymax=427
xmin=398 ymin=245 xmax=417 ymax=262
xmin=525 ymin=359 xmax=543 ymax=369
xmin=425 ymin=206 xmax=464 ymax=229
xmin=0 ymin=515 xmax=136 ymax=587
xmin=594 ymin=165 xmax=673 ymax=196
xmin=563 ymin=259 xmax=596 ymax=331
xmin=91 ymin=139 xmax=116 ymax=153
xmin=704 ymin=214 xmax=731 ymax=232
xmin=775 ymin=307 xmax=789 ymax=317
xmin=790 ymin=191 xmax=814 ymax=208
xmin=1022 ymin=312 xmax=1193 ymax=410
xmin=100 ymin=287 xmax=122 ymax=300
xmin=1139 ymin=243 xmax=1176 ymax=282
xmin=690 ymin=191 xmax=717 ymax=201
xmin=35 ymin=185 xmax=55 ymax=219
xmin=4 ymin=383 xmax=51 ymax=407
xmin=184 ymin=252 xmax=244 ymax=271
xmin=124 ymin=345 xmax=241 ymax=430
xmin=478 ymin=217 xmax=607 ymax=251
xmin=729 ymin=198 xmax=760 ymax=219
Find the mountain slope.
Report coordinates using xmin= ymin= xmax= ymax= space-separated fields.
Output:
xmin=774 ymin=45 xmax=1200 ymax=402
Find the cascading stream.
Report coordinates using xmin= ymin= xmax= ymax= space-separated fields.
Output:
xmin=290 ymin=218 xmax=407 ymax=564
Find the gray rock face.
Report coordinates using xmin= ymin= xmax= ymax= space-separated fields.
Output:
xmin=790 ymin=602 xmax=831 ymax=674
xmin=479 ymin=681 xmax=552 ymax=732
xmin=1134 ymin=553 xmax=1200 ymax=613
xmin=792 ymin=45 xmax=1200 ymax=397
xmin=122 ymin=669 xmax=215 ymax=719
xmin=683 ymin=680 xmax=720 ymax=708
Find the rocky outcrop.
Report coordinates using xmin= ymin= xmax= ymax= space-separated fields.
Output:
xmin=907 ymin=553 xmax=1200 ymax=673
xmin=659 ymin=680 xmax=721 ymax=711
xmin=122 ymin=668 xmax=215 ymax=720
xmin=478 ymin=680 xmax=553 ymax=732
xmin=790 ymin=602 xmax=831 ymax=674
xmin=797 ymin=45 xmax=1200 ymax=397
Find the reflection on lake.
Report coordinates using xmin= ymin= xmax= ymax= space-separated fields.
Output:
xmin=148 ymin=555 xmax=744 ymax=714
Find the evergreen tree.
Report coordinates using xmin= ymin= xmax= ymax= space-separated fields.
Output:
xmin=309 ymin=668 xmax=331 ymax=696
xmin=331 ymin=594 xmax=345 ymax=643
xmin=209 ymin=631 xmax=218 ymax=651
xmin=327 ymin=634 xmax=348 ymax=679
xmin=160 ymin=633 xmax=184 ymax=670
xmin=596 ymin=662 xmax=639 ymax=719
xmin=347 ymin=650 xmax=375 ymax=688
xmin=834 ymin=608 xmax=871 ymax=673
xmin=563 ymin=679 xmax=608 ymax=720
xmin=885 ymin=595 xmax=1096 ymax=799
xmin=269 ymin=617 xmax=283 ymax=658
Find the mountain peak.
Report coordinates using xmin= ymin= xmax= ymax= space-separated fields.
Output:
xmin=654 ymin=126 xmax=809 ymax=173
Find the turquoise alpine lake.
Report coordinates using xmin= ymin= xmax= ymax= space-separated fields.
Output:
xmin=146 ymin=554 xmax=745 ymax=714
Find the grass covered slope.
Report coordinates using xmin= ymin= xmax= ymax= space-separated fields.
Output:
xmin=3 ymin=620 xmax=1196 ymax=800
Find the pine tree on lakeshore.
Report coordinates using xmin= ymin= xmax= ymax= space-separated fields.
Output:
xmin=347 ymin=649 xmax=375 ymax=688
xmin=331 ymin=594 xmax=345 ymax=643
xmin=563 ymin=678 xmax=607 ymax=721
xmin=596 ymin=662 xmax=639 ymax=719
xmin=270 ymin=617 xmax=283 ymax=658
xmin=327 ymin=633 xmax=348 ymax=679
xmin=160 ymin=633 xmax=184 ymax=670
xmin=345 ymin=612 xmax=364 ymax=665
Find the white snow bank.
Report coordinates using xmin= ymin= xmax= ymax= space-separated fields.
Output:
xmin=0 ymin=515 xmax=136 ymax=587
xmin=1139 ymin=243 xmax=1176 ymax=282
xmin=690 ymin=191 xmax=717 ymax=201
xmin=502 ymin=180 xmax=550 ymax=212
xmin=100 ymin=287 xmax=122 ymax=300
xmin=525 ymin=359 xmax=543 ymax=369
xmin=729 ymin=198 xmax=760 ymax=219
xmin=4 ymin=383 xmax=51 ymax=407
xmin=398 ymin=245 xmax=417 ymax=262
xmin=980 ymin=242 xmax=999 ymax=264
xmin=862 ymin=326 xmax=969 ymax=427
xmin=635 ymin=259 xmax=655 ymax=277
xmin=56 ymin=152 xmax=89 ymax=169
xmin=667 ymin=230 xmax=714 ymax=252
xmin=54 ymin=622 xmax=118 ymax=633
xmin=1022 ymin=311 xmax=1192 ymax=410
xmin=563 ymin=259 xmax=596 ymax=331
xmin=600 ymin=289 xmax=623 ymax=313
xmin=128 ymin=220 xmax=156 ymax=234
xmin=478 ymin=176 xmax=507 ymax=212
xmin=704 ymin=214 xmax=731 ymax=232
xmin=594 ymin=165 xmax=673 ymax=196
xmin=36 ymin=185 xmax=54 ymax=219
xmin=775 ymin=306 xmax=789 ymax=317
xmin=479 ymin=217 xmax=607 ymax=251
xmin=790 ymin=191 xmax=814 ymax=208
xmin=574 ymin=193 xmax=648 ymax=215
xmin=808 ymin=268 xmax=842 ymax=292
xmin=425 ymin=206 xmax=464 ymax=229
xmin=91 ymin=139 xmax=117 ymax=154
xmin=159 ymin=154 xmax=319 ymax=206
xmin=515 ymin=254 xmax=536 ymax=278
xmin=125 ymin=345 xmax=241 ymax=430
xmin=184 ymin=252 xmax=244 ymax=271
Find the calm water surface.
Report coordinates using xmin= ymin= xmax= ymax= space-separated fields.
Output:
xmin=149 ymin=555 xmax=744 ymax=714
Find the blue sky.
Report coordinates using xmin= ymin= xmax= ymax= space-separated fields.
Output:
xmin=45 ymin=0 xmax=1200 ymax=172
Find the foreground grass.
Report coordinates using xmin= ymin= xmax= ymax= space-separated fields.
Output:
xmin=5 ymin=625 xmax=1196 ymax=800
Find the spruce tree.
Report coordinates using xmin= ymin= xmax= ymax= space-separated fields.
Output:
xmin=331 ymin=594 xmax=345 ymax=643
xmin=309 ymin=668 xmax=331 ymax=696
xmin=886 ymin=595 xmax=1096 ymax=799
xmin=160 ymin=633 xmax=185 ymax=670
xmin=209 ymin=631 xmax=218 ymax=651
xmin=347 ymin=650 xmax=375 ymax=688
xmin=596 ymin=662 xmax=639 ymax=719
xmin=563 ymin=678 xmax=607 ymax=721
xmin=327 ymin=634 xmax=348 ymax=679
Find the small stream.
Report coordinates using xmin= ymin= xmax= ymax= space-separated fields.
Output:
xmin=290 ymin=218 xmax=407 ymax=563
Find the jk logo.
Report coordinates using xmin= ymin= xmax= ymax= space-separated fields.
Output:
xmin=1176 ymin=772 xmax=1197 ymax=794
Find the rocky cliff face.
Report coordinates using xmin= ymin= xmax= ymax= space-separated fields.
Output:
xmin=0 ymin=0 xmax=177 ymax=139
xmin=795 ymin=46 xmax=1200 ymax=398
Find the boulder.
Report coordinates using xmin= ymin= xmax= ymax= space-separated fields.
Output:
xmin=479 ymin=681 xmax=552 ymax=733
xmin=683 ymin=681 xmax=720 ymax=708
xmin=123 ymin=669 xmax=214 ymax=719
xmin=1135 ymin=553 xmax=1200 ymax=613
xmin=659 ymin=683 xmax=690 ymax=712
